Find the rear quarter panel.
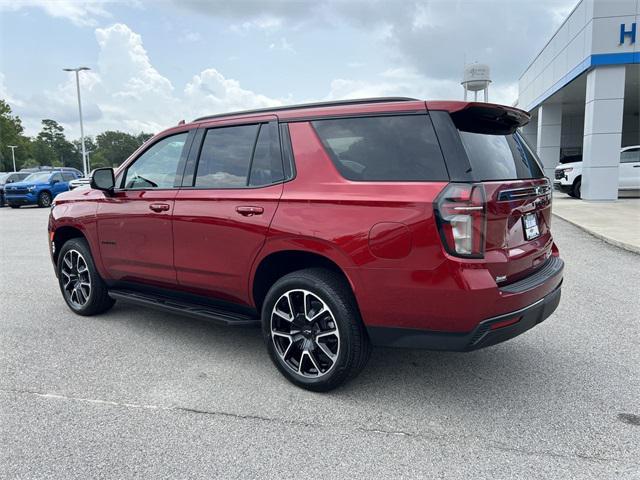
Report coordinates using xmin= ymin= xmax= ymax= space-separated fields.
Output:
xmin=263 ymin=121 xmax=454 ymax=330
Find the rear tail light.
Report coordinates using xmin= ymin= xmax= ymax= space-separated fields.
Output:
xmin=435 ymin=183 xmax=486 ymax=258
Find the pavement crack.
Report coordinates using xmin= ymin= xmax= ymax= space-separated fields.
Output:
xmin=2 ymin=386 xmax=637 ymax=467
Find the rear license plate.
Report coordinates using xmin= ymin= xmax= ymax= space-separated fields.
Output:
xmin=523 ymin=213 xmax=540 ymax=240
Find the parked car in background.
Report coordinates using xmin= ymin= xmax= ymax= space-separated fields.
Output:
xmin=0 ymin=172 xmax=30 ymax=207
xmin=49 ymin=98 xmax=563 ymax=391
xmin=5 ymin=170 xmax=81 ymax=208
xmin=554 ymin=145 xmax=640 ymax=198
xmin=20 ymin=166 xmax=83 ymax=177
xmin=68 ymin=177 xmax=91 ymax=190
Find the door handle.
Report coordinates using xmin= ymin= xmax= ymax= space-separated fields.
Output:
xmin=633 ymin=165 xmax=640 ymax=168
xmin=236 ymin=206 xmax=264 ymax=217
xmin=149 ymin=203 xmax=171 ymax=212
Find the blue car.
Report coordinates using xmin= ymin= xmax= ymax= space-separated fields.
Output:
xmin=4 ymin=170 xmax=81 ymax=208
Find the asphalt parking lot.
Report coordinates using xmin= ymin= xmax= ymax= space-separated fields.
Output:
xmin=1 ymin=206 xmax=639 ymax=479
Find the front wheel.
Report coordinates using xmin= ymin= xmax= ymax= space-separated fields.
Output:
xmin=570 ymin=177 xmax=581 ymax=198
xmin=9 ymin=204 xmax=20 ymax=209
xmin=57 ymin=238 xmax=115 ymax=316
xmin=38 ymin=191 xmax=52 ymax=208
xmin=262 ymin=268 xmax=371 ymax=392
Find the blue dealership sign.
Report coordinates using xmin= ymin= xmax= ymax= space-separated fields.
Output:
xmin=620 ymin=23 xmax=636 ymax=45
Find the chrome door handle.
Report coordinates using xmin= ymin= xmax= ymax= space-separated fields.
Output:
xmin=149 ymin=203 xmax=170 ymax=212
xmin=236 ymin=206 xmax=264 ymax=216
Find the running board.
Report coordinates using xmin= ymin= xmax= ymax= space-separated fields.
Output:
xmin=108 ymin=289 xmax=261 ymax=327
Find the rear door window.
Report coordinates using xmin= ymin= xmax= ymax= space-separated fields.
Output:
xmin=458 ymin=131 xmax=544 ymax=180
xmin=312 ymin=115 xmax=448 ymax=181
xmin=62 ymin=173 xmax=75 ymax=182
xmin=248 ymin=122 xmax=284 ymax=187
xmin=195 ymin=124 xmax=259 ymax=188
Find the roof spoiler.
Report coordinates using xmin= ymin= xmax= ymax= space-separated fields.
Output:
xmin=427 ymin=102 xmax=530 ymax=135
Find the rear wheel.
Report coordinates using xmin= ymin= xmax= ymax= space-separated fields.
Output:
xmin=569 ymin=177 xmax=581 ymax=198
xmin=57 ymin=238 xmax=115 ymax=316
xmin=38 ymin=191 xmax=52 ymax=208
xmin=9 ymin=204 xmax=20 ymax=209
xmin=262 ymin=268 xmax=371 ymax=392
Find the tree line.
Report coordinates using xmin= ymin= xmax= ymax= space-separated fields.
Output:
xmin=0 ymin=99 xmax=153 ymax=173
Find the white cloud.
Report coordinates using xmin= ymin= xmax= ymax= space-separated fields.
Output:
xmin=180 ymin=31 xmax=202 ymax=43
xmin=184 ymin=68 xmax=283 ymax=114
xmin=0 ymin=73 xmax=23 ymax=107
xmin=0 ymin=0 xmax=112 ymax=27
xmin=3 ymin=20 xmax=521 ymax=139
xmin=269 ymin=37 xmax=295 ymax=53
xmin=229 ymin=15 xmax=283 ymax=33
xmin=6 ymin=23 xmax=284 ymax=137
xmin=326 ymin=67 xmax=518 ymax=107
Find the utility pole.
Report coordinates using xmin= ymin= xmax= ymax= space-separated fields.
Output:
xmin=63 ymin=67 xmax=91 ymax=177
xmin=8 ymin=145 xmax=18 ymax=172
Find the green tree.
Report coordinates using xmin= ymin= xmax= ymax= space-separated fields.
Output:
xmin=35 ymin=119 xmax=78 ymax=168
xmin=0 ymin=100 xmax=31 ymax=171
xmin=94 ymin=130 xmax=153 ymax=168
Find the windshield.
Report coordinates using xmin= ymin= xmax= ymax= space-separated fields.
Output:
xmin=23 ymin=172 xmax=51 ymax=183
xmin=0 ymin=173 xmax=9 ymax=184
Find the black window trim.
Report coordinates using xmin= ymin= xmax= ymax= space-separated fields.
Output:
xmin=278 ymin=122 xmax=297 ymax=182
xmin=310 ymin=112 xmax=449 ymax=183
xmin=117 ymin=129 xmax=195 ymax=192
xmin=181 ymin=120 xmax=291 ymax=191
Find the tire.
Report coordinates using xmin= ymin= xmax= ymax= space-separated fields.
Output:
xmin=570 ymin=177 xmax=581 ymax=199
xmin=56 ymin=237 xmax=115 ymax=316
xmin=38 ymin=191 xmax=52 ymax=208
xmin=262 ymin=268 xmax=371 ymax=392
xmin=9 ymin=204 xmax=20 ymax=209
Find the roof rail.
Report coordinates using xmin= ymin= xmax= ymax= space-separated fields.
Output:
xmin=193 ymin=97 xmax=420 ymax=122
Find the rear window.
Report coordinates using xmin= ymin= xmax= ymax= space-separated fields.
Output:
xmin=458 ymin=131 xmax=544 ymax=181
xmin=312 ymin=115 xmax=448 ymax=182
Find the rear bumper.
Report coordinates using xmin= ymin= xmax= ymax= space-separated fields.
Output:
xmin=367 ymin=277 xmax=562 ymax=351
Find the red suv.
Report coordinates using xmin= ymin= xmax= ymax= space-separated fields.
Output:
xmin=49 ymin=98 xmax=563 ymax=391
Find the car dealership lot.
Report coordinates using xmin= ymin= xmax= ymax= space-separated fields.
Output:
xmin=1 ymin=206 xmax=639 ymax=479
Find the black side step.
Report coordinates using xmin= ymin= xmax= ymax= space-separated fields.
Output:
xmin=108 ymin=289 xmax=261 ymax=327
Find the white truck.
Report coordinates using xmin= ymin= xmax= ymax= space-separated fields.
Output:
xmin=554 ymin=145 xmax=640 ymax=198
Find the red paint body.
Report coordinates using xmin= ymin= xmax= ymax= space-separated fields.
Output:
xmin=49 ymin=99 xmax=562 ymax=336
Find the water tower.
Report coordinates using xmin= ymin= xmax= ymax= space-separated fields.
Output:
xmin=462 ymin=63 xmax=491 ymax=102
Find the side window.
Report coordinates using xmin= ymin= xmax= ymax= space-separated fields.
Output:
xmin=124 ymin=132 xmax=188 ymax=189
xmin=62 ymin=173 xmax=75 ymax=182
xmin=195 ymin=124 xmax=259 ymax=188
xmin=249 ymin=122 xmax=283 ymax=186
xmin=51 ymin=173 xmax=63 ymax=183
xmin=620 ymin=149 xmax=640 ymax=164
xmin=312 ymin=115 xmax=448 ymax=181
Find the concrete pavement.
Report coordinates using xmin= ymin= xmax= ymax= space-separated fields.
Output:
xmin=552 ymin=193 xmax=640 ymax=254
xmin=1 ymin=206 xmax=639 ymax=479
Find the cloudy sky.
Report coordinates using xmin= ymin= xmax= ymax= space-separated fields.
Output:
xmin=0 ymin=0 xmax=577 ymax=138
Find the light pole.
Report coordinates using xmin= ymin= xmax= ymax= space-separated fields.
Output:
xmin=8 ymin=145 xmax=18 ymax=172
xmin=63 ymin=66 xmax=90 ymax=177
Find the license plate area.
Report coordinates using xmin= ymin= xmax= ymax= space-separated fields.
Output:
xmin=523 ymin=212 xmax=540 ymax=241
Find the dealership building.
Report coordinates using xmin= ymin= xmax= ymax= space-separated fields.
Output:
xmin=517 ymin=0 xmax=639 ymax=200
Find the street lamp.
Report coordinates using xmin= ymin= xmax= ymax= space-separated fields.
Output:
xmin=63 ymin=66 xmax=90 ymax=177
xmin=8 ymin=145 xmax=18 ymax=172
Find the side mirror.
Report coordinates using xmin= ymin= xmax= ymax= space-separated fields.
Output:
xmin=90 ymin=168 xmax=115 ymax=193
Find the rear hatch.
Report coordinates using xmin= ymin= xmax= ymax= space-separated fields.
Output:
xmin=430 ymin=103 xmax=553 ymax=285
